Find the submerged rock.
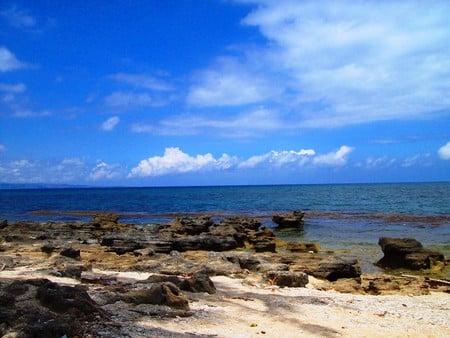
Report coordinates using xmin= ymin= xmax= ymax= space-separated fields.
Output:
xmin=272 ymin=210 xmax=305 ymax=229
xmin=377 ymin=237 xmax=445 ymax=270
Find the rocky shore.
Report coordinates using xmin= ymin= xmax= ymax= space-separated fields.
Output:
xmin=0 ymin=213 xmax=449 ymax=337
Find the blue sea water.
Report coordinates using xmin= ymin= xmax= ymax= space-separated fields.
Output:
xmin=1 ymin=182 xmax=449 ymax=272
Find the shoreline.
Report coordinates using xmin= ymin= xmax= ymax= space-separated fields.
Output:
xmin=1 ymin=214 xmax=449 ymax=337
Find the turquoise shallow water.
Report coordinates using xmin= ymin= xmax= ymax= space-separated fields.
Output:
xmin=1 ymin=182 xmax=449 ymax=272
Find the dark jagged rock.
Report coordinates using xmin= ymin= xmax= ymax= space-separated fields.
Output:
xmin=309 ymin=258 xmax=361 ymax=281
xmin=253 ymin=240 xmax=276 ymax=253
xmin=272 ymin=210 xmax=305 ymax=229
xmin=162 ymin=216 xmax=215 ymax=236
xmin=0 ymin=219 xmax=7 ymax=229
xmin=120 ymin=282 xmax=189 ymax=310
xmin=377 ymin=237 xmax=445 ymax=270
xmin=41 ymin=242 xmax=58 ymax=254
xmin=265 ymin=271 xmax=309 ymax=287
xmin=172 ymin=235 xmax=238 ymax=252
xmin=0 ymin=279 xmax=104 ymax=338
xmin=146 ymin=271 xmax=216 ymax=294
xmin=60 ymin=246 xmax=81 ymax=259
xmin=36 ymin=279 xmax=103 ymax=316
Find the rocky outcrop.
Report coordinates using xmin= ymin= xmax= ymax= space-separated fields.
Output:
xmin=272 ymin=210 xmax=305 ymax=229
xmin=265 ymin=271 xmax=309 ymax=287
xmin=377 ymin=237 xmax=445 ymax=270
xmin=120 ymin=282 xmax=189 ymax=310
xmin=0 ymin=279 xmax=105 ymax=338
xmin=286 ymin=242 xmax=320 ymax=253
xmin=146 ymin=271 xmax=216 ymax=294
xmin=306 ymin=258 xmax=361 ymax=281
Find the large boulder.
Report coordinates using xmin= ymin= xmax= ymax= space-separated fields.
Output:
xmin=272 ymin=210 xmax=305 ymax=229
xmin=308 ymin=258 xmax=361 ymax=281
xmin=377 ymin=237 xmax=445 ymax=270
xmin=0 ymin=279 xmax=104 ymax=338
xmin=120 ymin=282 xmax=189 ymax=310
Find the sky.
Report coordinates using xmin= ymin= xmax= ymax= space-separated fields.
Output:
xmin=0 ymin=0 xmax=449 ymax=186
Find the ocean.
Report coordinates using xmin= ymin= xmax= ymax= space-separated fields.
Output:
xmin=1 ymin=182 xmax=449 ymax=272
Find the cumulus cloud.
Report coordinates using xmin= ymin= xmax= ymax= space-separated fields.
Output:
xmin=438 ymin=142 xmax=450 ymax=160
xmin=101 ymin=116 xmax=120 ymax=131
xmin=187 ymin=57 xmax=278 ymax=107
xmin=239 ymin=149 xmax=315 ymax=168
xmin=89 ymin=161 xmax=122 ymax=180
xmin=111 ymin=73 xmax=172 ymax=91
xmin=128 ymin=147 xmax=237 ymax=177
xmin=0 ymin=47 xmax=28 ymax=72
xmin=129 ymin=145 xmax=354 ymax=177
xmin=313 ymin=146 xmax=354 ymax=166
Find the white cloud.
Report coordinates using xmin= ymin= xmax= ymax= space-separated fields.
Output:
xmin=205 ymin=1 xmax=450 ymax=128
xmin=1 ymin=5 xmax=36 ymax=29
xmin=313 ymin=146 xmax=354 ymax=166
xmin=12 ymin=109 xmax=51 ymax=118
xmin=129 ymin=145 xmax=353 ymax=177
xmin=187 ymin=57 xmax=278 ymax=107
xmin=101 ymin=116 xmax=120 ymax=131
xmin=0 ymin=144 xmax=5 ymax=153
xmin=438 ymin=142 xmax=450 ymax=160
xmin=0 ymin=82 xmax=26 ymax=93
xmin=111 ymin=73 xmax=172 ymax=91
xmin=239 ymin=149 xmax=315 ymax=168
xmin=0 ymin=47 xmax=28 ymax=72
xmin=401 ymin=153 xmax=431 ymax=167
xmin=137 ymin=108 xmax=289 ymax=138
xmin=128 ymin=147 xmax=237 ymax=177
xmin=89 ymin=161 xmax=121 ymax=180
xmin=104 ymin=91 xmax=162 ymax=110
xmin=360 ymin=156 xmax=397 ymax=169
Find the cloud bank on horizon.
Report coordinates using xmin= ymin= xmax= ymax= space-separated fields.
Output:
xmin=0 ymin=0 xmax=449 ymax=185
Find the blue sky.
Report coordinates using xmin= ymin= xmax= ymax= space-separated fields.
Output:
xmin=0 ymin=0 xmax=449 ymax=186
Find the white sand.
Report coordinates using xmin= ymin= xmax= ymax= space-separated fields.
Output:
xmin=1 ymin=269 xmax=449 ymax=337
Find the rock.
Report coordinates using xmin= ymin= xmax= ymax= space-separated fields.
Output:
xmin=286 ymin=242 xmax=320 ymax=253
xmin=377 ymin=237 xmax=445 ymax=270
xmin=272 ymin=210 xmax=305 ymax=229
xmin=163 ymin=216 xmax=214 ymax=236
xmin=35 ymin=279 xmax=102 ymax=316
xmin=92 ymin=213 xmax=120 ymax=229
xmin=100 ymin=232 xmax=146 ymax=255
xmin=41 ymin=242 xmax=58 ymax=254
xmin=254 ymin=240 xmax=276 ymax=253
xmin=265 ymin=271 xmax=309 ymax=287
xmin=172 ymin=235 xmax=238 ymax=252
xmin=0 ymin=279 xmax=105 ymax=338
xmin=59 ymin=246 xmax=81 ymax=259
xmin=310 ymin=258 xmax=361 ymax=281
xmin=257 ymin=263 xmax=289 ymax=273
xmin=56 ymin=263 xmax=91 ymax=279
xmin=0 ymin=220 xmax=7 ymax=229
xmin=146 ymin=271 xmax=216 ymax=294
xmin=120 ymin=282 xmax=189 ymax=310
xmin=133 ymin=248 xmax=155 ymax=257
